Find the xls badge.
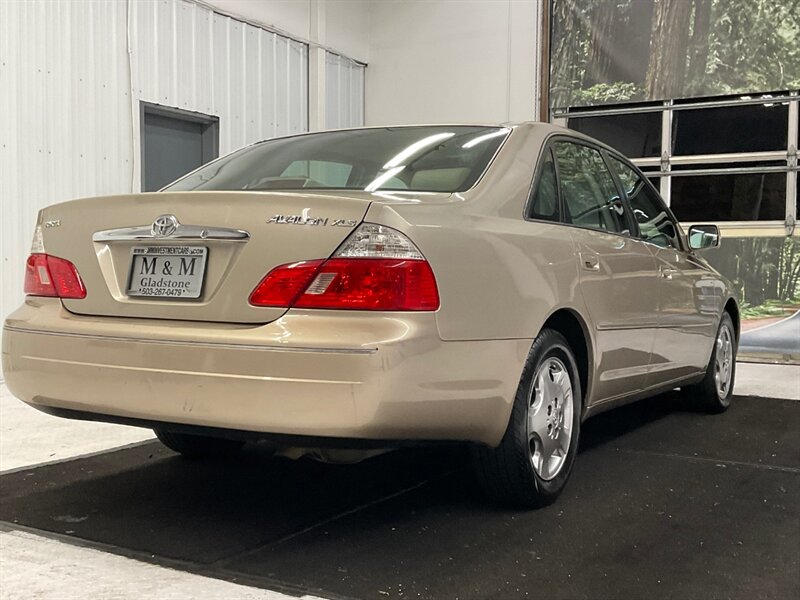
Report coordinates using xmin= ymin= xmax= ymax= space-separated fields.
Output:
xmin=267 ymin=215 xmax=357 ymax=227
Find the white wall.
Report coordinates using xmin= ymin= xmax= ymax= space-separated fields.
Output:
xmin=365 ymin=0 xmax=542 ymax=125
xmin=203 ymin=0 xmax=370 ymax=62
xmin=1 ymin=0 xmax=132 ymax=326
xmin=205 ymin=0 xmax=544 ymax=127
xmin=200 ymin=1 xmax=369 ymax=131
xmin=131 ymin=0 xmax=309 ymax=177
xmin=2 ymin=0 xmax=546 ymax=326
xmin=326 ymin=53 xmax=366 ymax=129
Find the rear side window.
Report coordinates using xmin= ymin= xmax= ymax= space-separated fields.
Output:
xmin=527 ymin=148 xmax=560 ymax=222
xmin=610 ymin=157 xmax=681 ymax=249
xmin=553 ymin=142 xmax=626 ymax=234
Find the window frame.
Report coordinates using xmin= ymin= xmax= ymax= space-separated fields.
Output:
xmin=141 ymin=102 xmax=220 ymax=193
xmin=525 ymin=134 xmax=639 ymax=239
xmin=523 ymin=145 xmax=562 ymax=223
xmin=604 ymin=150 xmax=687 ymax=252
xmin=556 ymin=91 xmax=798 ymax=231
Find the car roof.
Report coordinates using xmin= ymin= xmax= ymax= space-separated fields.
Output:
xmin=247 ymin=122 xmax=630 ymax=164
xmin=285 ymin=121 xmax=610 ymax=149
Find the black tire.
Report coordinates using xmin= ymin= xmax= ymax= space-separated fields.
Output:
xmin=471 ymin=329 xmax=582 ymax=508
xmin=154 ymin=428 xmax=245 ymax=459
xmin=683 ymin=312 xmax=737 ymax=413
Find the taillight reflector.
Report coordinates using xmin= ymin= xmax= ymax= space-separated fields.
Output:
xmin=24 ymin=254 xmax=87 ymax=299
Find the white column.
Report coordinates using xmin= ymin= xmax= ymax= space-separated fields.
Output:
xmin=660 ymin=101 xmax=672 ymax=203
xmin=786 ymin=95 xmax=798 ymax=235
xmin=307 ymin=0 xmax=326 ymax=131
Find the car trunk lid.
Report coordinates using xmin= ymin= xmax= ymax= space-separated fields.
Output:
xmin=40 ymin=191 xmax=372 ymax=324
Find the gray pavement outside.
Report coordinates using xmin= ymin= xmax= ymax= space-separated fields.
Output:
xmin=740 ymin=310 xmax=800 ymax=363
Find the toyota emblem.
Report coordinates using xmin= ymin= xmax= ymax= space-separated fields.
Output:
xmin=151 ymin=214 xmax=179 ymax=237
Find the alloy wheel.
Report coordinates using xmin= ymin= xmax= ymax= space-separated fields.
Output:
xmin=527 ymin=357 xmax=574 ymax=481
xmin=714 ymin=324 xmax=734 ymax=398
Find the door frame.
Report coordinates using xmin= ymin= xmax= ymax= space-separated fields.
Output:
xmin=140 ymin=102 xmax=220 ymax=191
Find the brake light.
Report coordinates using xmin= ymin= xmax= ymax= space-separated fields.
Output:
xmin=297 ymin=258 xmax=438 ymax=310
xmin=248 ymin=260 xmax=324 ymax=307
xmin=249 ymin=224 xmax=440 ymax=311
xmin=24 ymin=254 xmax=87 ymax=299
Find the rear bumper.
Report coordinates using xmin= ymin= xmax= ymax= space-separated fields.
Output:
xmin=2 ymin=298 xmax=530 ymax=446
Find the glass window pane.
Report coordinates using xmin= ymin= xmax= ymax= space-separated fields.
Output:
xmin=670 ymin=172 xmax=787 ymax=221
xmin=568 ymin=112 xmax=661 ymax=158
xmin=610 ymin=158 xmax=680 ymax=249
xmin=165 ymin=126 xmax=510 ymax=194
xmin=554 ymin=142 xmax=626 ymax=234
xmin=528 ymin=149 xmax=560 ymax=222
xmin=672 ymin=103 xmax=789 ymax=155
xmin=282 ymin=160 xmax=353 ymax=187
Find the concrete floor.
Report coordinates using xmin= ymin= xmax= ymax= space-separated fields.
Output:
xmin=0 ymin=528 xmax=321 ymax=600
xmin=0 ymin=363 xmax=798 ymax=599
xmin=0 ymin=384 xmax=154 ymax=473
xmin=734 ymin=362 xmax=800 ymax=400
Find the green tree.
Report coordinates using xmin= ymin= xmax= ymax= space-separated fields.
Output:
xmin=549 ymin=0 xmax=800 ymax=109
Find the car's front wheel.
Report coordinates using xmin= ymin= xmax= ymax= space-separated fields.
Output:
xmin=472 ymin=329 xmax=582 ymax=508
xmin=154 ymin=428 xmax=245 ymax=459
xmin=682 ymin=311 xmax=737 ymax=413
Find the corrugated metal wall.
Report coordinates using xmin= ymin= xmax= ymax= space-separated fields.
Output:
xmin=0 ymin=0 xmax=132 ymax=328
xmin=0 ymin=0 xmax=309 ymax=325
xmin=325 ymin=52 xmax=365 ymax=129
xmin=131 ymin=0 xmax=308 ymax=153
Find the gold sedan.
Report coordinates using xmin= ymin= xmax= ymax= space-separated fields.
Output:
xmin=2 ymin=123 xmax=738 ymax=507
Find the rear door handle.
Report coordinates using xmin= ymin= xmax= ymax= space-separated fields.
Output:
xmin=580 ymin=252 xmax=600 ymax=271
xmin=660 ymin=266 xmax=679 ymax=279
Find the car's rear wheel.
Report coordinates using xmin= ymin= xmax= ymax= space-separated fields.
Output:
xmin=683 ymin=312 xmax=737 ymax=413
xmin=154 ymin=429 xmax=245 ymax=459
xmin=472 ymin=329 xmax=582 ymax=508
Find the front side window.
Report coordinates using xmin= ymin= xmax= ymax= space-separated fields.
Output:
xmin=553 ymin=141 xmax=627 ymax=234
xmin=611 ymin=157 xmax=681 ymax=249
xmin=164 ymin=126 xmax=509 ymax=194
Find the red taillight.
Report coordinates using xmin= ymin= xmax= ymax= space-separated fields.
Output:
xmin=249 ymin=258 xmax=440 ymax=311
xmin=248 ymin=260 xmax=325 ymax=307
xmin=24 ymin=253 xmax=86 ymax=299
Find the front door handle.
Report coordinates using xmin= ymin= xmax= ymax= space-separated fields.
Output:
xmin=580 ymin=252 xmax=600 ymax=271
xmin=660 ymin=266 xmax=679 ymax=279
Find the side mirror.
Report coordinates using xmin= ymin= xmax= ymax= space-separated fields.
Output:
xmin=688 ymin=224 xmax=720 ymax=250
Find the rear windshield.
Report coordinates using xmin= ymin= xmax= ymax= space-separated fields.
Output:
xmin=164 ymin=126 xmax=509 ymax=194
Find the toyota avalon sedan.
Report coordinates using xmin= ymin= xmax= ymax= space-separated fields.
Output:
xmin=1 ymin=123 xmax=738 ymax=507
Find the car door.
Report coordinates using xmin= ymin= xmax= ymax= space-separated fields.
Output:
xmin=552 ymin=140 xmax=660 ymax=402
xmin=608 ymin=156 xmax=720 ymax=386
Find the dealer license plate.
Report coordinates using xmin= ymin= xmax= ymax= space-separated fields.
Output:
xmin=127 ymin=246 xmax=208 ymax=299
